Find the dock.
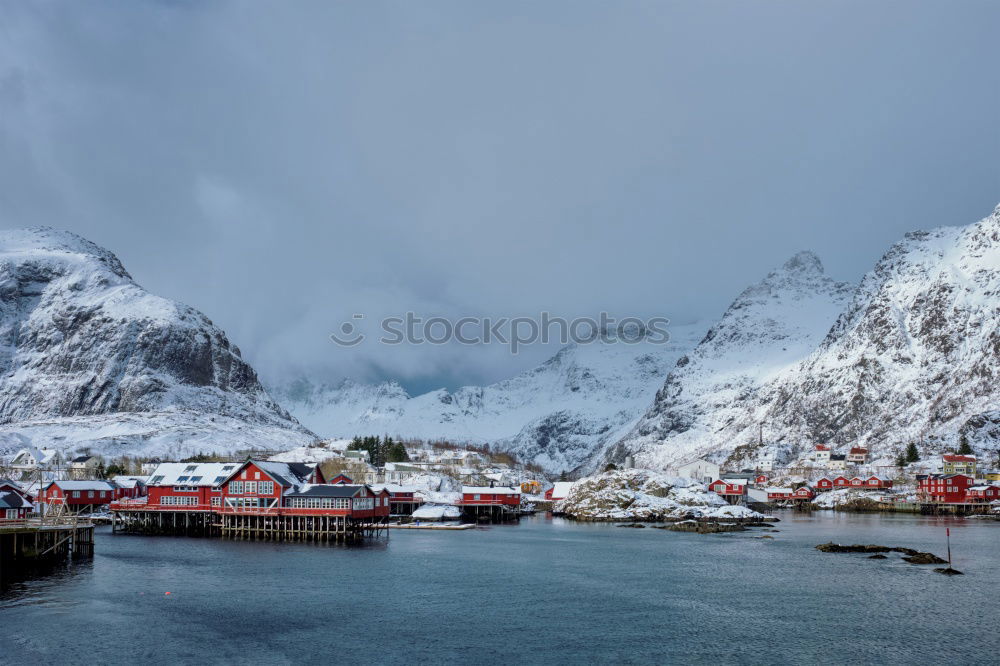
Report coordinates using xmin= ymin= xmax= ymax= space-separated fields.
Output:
xmin=386 ymin=523 xmax=475 ymax=530
xmin=0 ymin=518 xmax=95 ymax=575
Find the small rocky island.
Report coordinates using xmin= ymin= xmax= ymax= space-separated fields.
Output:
xmin=555 ymin=469 xmax=769 ymax=524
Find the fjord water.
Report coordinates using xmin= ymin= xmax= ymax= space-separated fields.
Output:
xmin=2 ymin=513 xmax=999 ymax=665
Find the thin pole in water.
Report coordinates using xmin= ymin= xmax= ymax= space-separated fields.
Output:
xmin=947 ymin=527 xmax=952 ymax=568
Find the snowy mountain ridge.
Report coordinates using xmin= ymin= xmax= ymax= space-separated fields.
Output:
xmin=0 ymin=227 xmax=315 ymax=459
xmin=273 ymin=321 xmax=708 ymax=473
xmin=607 ymin=205 xmax=1000 ymax=470
xmin=601 ymin=250 xmax=855 ymax=471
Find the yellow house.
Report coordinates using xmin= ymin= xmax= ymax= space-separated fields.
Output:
xmin=942 ymin=455 xmax=977 ymax=476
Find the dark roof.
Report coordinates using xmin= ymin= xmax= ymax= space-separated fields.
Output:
xmin=830 ymin=454 xmax=847 ymax=460
xmin=71 ymin=455 xmax=96 ymax=463
xmin=287 ymin=485 xmax=366 ymax=498
xmin=219 ymin=460 xmax=316 ymax=488
xmin=0 ymin=490 xmax=29 ymax=509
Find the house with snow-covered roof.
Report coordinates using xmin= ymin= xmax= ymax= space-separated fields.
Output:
xmin=0 ymin=488 xmax=32 ymax=521
xmin=544 ymin=482 xmax=575 ymax=501
xmin=9 ymin=448 xmax=64 ymax=479
xmin=39 ymin=480 xmax=116 ymax=512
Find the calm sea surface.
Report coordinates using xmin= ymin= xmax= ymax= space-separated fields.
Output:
xmin=2 ymin=512 xmax=999 ymax=665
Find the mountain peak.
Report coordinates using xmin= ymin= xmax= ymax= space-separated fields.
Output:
xmin=781 ymin=250 xmax=824 ymax=275
xmin=0 ymin=226 xmax=131 ymax=280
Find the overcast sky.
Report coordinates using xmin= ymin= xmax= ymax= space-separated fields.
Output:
xmin=1 ymin=1 xmax=998 ymax=393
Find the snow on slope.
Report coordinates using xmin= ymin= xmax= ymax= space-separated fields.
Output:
xmin=609 ymin=205 xmax=1000 ymax=470
xmin=0 ymin=227 xmax=315 ymax=459
xmin=604 ymin=251 xmax=854 ymax=470
xmin=273 ymin=322 xmax=708 ymax=473
xmin=735 ymin=204 xmax=1000 ymax=463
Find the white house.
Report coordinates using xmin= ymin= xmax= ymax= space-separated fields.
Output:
xmin=811 ymin=445 xmax=831 ymax=465
xmin=9 ymin=448 xmax=63 ymax=479
xmin=828 ymin=454 xmax=847 ymax=471
xmin=675 ymin=459 xmax=721 ymax=484
xmin=69 ymin=455 xmax=102 ymax=480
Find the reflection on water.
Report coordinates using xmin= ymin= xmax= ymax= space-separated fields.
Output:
xmin=1 ymin=513 xmax=998 ymax=665
xmin=0 ymin=558 xmax=94 ymax=602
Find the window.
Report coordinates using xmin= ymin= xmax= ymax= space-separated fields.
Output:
xmin=211 ymin=498 xmax=221 ymax=506
xmin=229 ymin=481 xmax=244 ymax=494
xmin=245 ymin=481 xmax=257 ymax=494
xmin=474 ymin=494 xmax=481 ymax=500
xmin=160 ymin=496 xmax=198 ymax=506
xmin=184 ymin=465 xmax=198 ymax=472
xmin=100 ymin=491 xmax=106 ymax=498
xmin=190 ymin=476 xmax=202 ymax=482
xmin=73 ymin=491 xmax=80 ymax=498
xmin=254 ymin=471 xmax=260 ymax=479
xmin=259 ymin=481 xmax=274 ymax=495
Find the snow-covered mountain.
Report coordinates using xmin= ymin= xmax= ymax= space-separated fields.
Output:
xmin=608 ymin=205 xmax=1000 ymax=470
xmin=0 ymin=228 xmax=315 ymax=458
xmin=272 ymin=322 xmax=708 ymax=473
xmin=602 ymin=251 xmax=854 ymax=470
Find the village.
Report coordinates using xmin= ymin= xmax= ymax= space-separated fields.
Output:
xmin=689 ymin=445 xmax=1000 ymax=515
xmin=3 ymin=438 xmax=998 ymax=537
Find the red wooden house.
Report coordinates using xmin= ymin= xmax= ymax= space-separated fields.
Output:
xmin=459 ymin=486 xmax=522 ymax=506
xmin=832 ymin=475 xmax=852 ymax=489
xmin=280 ymin=483 xmax=390 ymax=521
xmin=863 ymin=475 xmax=893 ymax=490
xmin=766 ymin=487 xmax=793 ymax=501
xmin=143 ymin=462 xmax=242 ymax=510
xmin=110 ymin=476 xmax=147 ymax=500
xmin=965 ymin=485 xmax=1000 ymax=503
xmin=709 ymin=479 xmax=748 ymax=501
xmin=754 ymin=474 xmax=769 ymax=485
xmin=917 ymin=474 xmax=975 ymax=503
xmin=815 ymin=477 xmax=834 ymax=491
xmin=369 ymin=484 xmax=424 ymax=515
xmin=0 ymin=480 xmax=32 ymax=521
xmin=792 ymin=486 xmax=815 ymax=500
xmin=39 ymin=480 xmax=116 ymax=511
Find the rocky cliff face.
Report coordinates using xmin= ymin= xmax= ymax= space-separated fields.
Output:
xmin=0 ymin=228 xmax=313 ymax=457
xmin=603 ymin=251 xmax=854 ymax=470
xmin=272 ymin=322 xmax=708 ymax=474
xmin=609 ymin=205 xmax=1000 ymax=469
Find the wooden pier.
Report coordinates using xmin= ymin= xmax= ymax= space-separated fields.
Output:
xmin=460 ymin=503 xmax=520 ymax=523
xmin=0 ymin=518 xmax=95 ymax=576
xmin=112 ymin=508 xmax=388 ymax=543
